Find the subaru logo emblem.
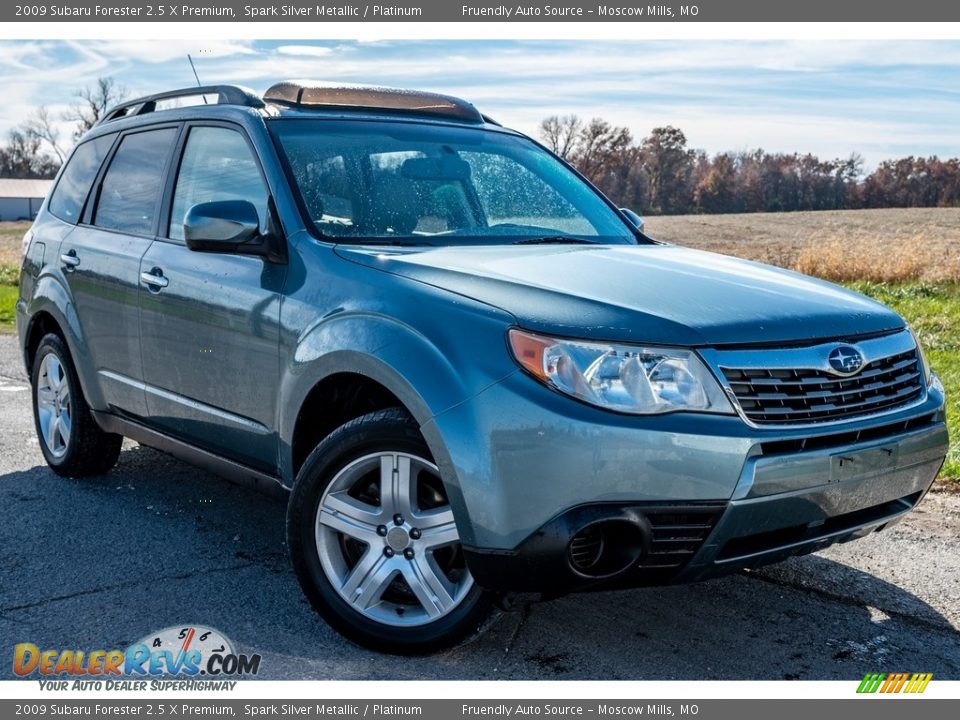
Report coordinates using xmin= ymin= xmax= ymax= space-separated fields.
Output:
xmin=828 ymin=346 xmax=864 ymax=376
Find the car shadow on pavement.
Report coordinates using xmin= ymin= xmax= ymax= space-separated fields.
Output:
xmin=1 ymin=442 xmax=958 ymax=681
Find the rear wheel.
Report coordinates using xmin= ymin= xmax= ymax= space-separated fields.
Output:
xmin=287 ymin=408 xmax=492 ymax=653
xmin=31 ymin=333 xmax=122 ymax=477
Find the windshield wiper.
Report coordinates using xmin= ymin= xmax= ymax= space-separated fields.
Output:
xmin=349 ymin=239 xmax=435 ymax=247
xmin=512 ymin=236 xmax=597 ymax=245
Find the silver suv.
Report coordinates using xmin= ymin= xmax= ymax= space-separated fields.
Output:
xmin=17 ymin=82 xmax=948 ymax=653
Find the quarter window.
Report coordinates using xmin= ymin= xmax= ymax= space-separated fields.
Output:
xmin=169 ymin=127 xmax=268 ymax=241
xmin=47 ymin=134 xmax=115 ymax=224
xmin=94 ymin=128 xmax=178 ymax=235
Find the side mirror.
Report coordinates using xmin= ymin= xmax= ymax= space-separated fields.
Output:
xmin=184 ymin=200 xmax=263 ymax=254
xmin=620 ymin=208 xmax=645 ymax=234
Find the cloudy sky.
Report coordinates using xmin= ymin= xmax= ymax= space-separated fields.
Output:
xmin=2 ymin=39 xmax=959 ymax=167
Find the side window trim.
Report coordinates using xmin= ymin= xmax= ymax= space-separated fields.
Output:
xmin=160 ymin=120 xmax=272 ymax=244
xmin=82 ymin=122 xmax=184 ymax=238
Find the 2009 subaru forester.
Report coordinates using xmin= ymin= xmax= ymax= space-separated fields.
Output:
xmin=17 ymin=81 xmax=948 ymax=653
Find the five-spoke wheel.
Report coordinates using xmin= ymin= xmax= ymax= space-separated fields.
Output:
xmin=287 ymin=408 xmax=492 ymax=653
xmin=316 ymin=451 xmax=473 ymax=626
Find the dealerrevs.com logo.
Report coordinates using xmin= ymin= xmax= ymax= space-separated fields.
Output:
xmin=13 ymin=625 xmax=261 ymax=689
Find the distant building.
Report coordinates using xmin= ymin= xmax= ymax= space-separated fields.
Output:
xmin=0 ymin=178 xmax=53 ymax=221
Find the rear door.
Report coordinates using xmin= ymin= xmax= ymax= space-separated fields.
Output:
xmin=59 ymin=125 xmax=179 ymax=416
xmin=137 ymin=123 xmax=285 ymax=472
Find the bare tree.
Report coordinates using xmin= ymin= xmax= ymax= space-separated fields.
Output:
xmin=23 ymin=106 xmax=65 ymax=163
xmin=66 ymin=77 xmax=128 ymax=140
xmin=539 ymin=114 xmax=582 ymax=160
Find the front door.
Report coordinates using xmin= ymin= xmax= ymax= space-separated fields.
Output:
xmin=137 ymin=124 xmax=284 ymax=472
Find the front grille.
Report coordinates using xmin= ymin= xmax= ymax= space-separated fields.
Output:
xmin=641 ymin=506 xmax=725 ymax=570
xmin=760 ymin=412 xmax=937 ymax=456
xmin=721 ymin=348 xmax=924 ymax=425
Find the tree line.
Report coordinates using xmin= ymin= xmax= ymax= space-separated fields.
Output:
xmin=4 ymin=81 xmax=960 ymax=215
xmin=540 ymin=115 xmax=960 ymax=214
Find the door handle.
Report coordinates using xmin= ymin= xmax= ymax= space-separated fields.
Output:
xmin=140 ymin=269 xmax=169 ymax=290
xmin=60 ymin=250 xmax=80 ymax=269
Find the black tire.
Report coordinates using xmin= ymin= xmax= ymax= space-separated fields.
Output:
xmin=287 ymin=407 xmax=493 ymax=654
xmin=30 ymin=333 xmax=122 ymax=477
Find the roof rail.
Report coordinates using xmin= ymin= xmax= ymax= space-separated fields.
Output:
xmin=98 ymin=85 xmax=265 ymax=125
xmin=263 ymin=81 xmax=485 ymax=124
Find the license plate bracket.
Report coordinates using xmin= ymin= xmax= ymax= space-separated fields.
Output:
xmin=830 ymin=444 xmax=900 ymax=483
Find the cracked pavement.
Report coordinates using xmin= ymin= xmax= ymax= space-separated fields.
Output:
xmin=0 ymin=333 xmax=958 ymax=680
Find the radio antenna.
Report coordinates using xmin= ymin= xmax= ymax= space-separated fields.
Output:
xmin=187 ymin=54 xmax=208 ymax=103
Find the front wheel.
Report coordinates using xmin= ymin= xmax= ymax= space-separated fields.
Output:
xmin=286 ymin=408 xmax=493 ymax=653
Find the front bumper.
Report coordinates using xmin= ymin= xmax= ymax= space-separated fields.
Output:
xmin=426 ymin=370 xmax=948 ymax=595
xmin=677 ymin=418 xmax=946 ymax=583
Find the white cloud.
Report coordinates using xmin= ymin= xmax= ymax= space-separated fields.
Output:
xmin=274 ymin=45 xmax=336 ymax=57
xmin=83 ymin=39 xmax=256 ymax=64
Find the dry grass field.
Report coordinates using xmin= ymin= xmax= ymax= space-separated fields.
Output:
xmin=0 ymin=220 xmax=28 ymax=269
xmin=645 ymin=207 xmax=960 ymax=283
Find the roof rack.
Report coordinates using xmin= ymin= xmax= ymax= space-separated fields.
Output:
xmin=98 ymin=85 xmax=264 ymax=125
xmin=263 ymin=81 xmax=485 ymax=124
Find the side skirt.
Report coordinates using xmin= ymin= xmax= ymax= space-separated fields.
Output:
xmin=91 ymin=410 xmax=289 ymax=498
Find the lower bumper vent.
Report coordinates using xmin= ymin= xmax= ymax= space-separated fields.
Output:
xmin=641 ymin=505 xmax=726 ymax=571
xmin=568 ymin=525 xmax=604 ymax=571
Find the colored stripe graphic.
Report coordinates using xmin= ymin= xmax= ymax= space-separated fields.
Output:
xmin=857 ymin=672 xmax=932 ymax=693
xmin=857 ymin=672 xmax=886 ymax=693
xmin=910 ymin=673 xmax=933 ymax=693
xmin=892 ymin=673 xmax=909 ymax=693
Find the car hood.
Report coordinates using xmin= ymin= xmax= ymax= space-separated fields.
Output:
xmin=336 ymin=243 xmax=904 ymax=346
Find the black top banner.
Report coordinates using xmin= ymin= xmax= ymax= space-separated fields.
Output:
xmin=6 ymin=0 xmax=960 ymax=22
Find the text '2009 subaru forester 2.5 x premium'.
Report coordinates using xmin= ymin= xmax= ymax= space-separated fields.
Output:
xmin=17 ymin=82 xmax=948 ymax=653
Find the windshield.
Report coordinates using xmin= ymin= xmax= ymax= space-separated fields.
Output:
xmin=270 ymin=119 xmax=638 ymax=245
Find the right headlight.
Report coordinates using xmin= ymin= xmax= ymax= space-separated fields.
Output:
xmin=508 ymin=328 xmax=734 ymax=416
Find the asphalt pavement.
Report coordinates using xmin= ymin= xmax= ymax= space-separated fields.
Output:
xmin=1 ymin=333 xmax=958 ymax=680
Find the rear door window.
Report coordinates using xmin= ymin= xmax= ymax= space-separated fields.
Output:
xmin=93 ymin=127 xmax=178 ymax=236
xmin=47 ymin=134 xmax=116 ymax=223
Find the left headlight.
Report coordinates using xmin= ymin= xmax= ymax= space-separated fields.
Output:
xmin=508 ymin=328 xmax=734 ymax=415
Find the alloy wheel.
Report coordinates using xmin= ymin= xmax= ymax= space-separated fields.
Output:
xmin=35 ymin=352 xmax=72 ymax=458
xmin=314 ymin=451 xmax=473 ymax=627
